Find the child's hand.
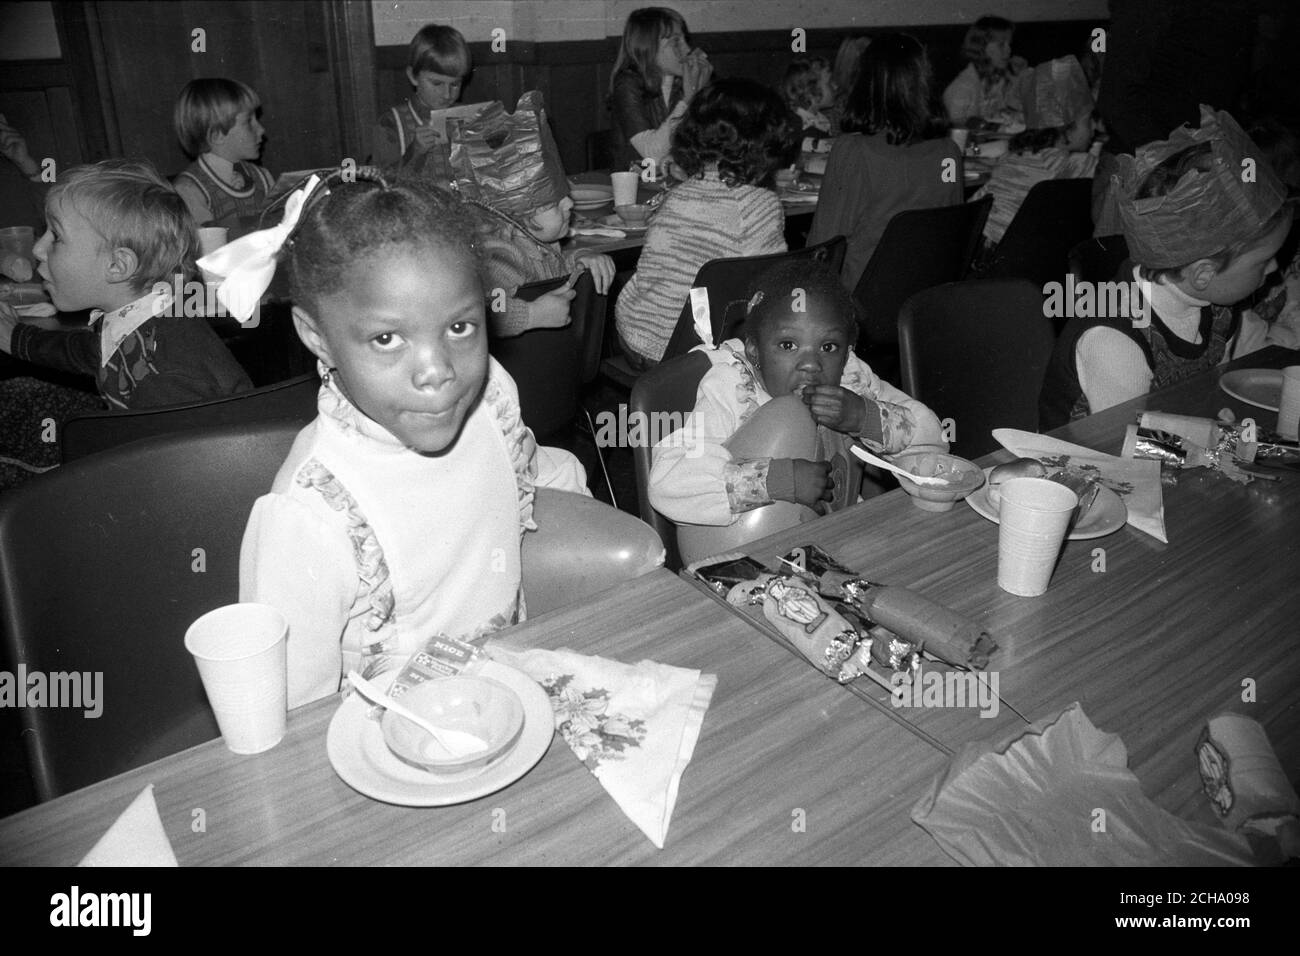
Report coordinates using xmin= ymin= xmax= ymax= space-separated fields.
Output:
xmin=0 ymin=114 xmax=39 ymax=178
xmin=413 ymin=125 xmax=446 ymax=151
xmin=0 ymin=301 xmax=21 ymax=353
xmin=802 ymin=385 xmax=866 ymax=434
xmin=779 ymin=458 xmax=832 ymax=508
xmin=526 ymin=278 xmax=577 ymax=330
xmin=573 ymin=251 xmax=615 ymax=294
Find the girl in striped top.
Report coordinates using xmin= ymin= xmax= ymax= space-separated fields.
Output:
xmin=614 ymin=78 xmax=800 ymax=366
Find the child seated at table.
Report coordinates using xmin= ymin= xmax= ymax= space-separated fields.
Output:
xmin=615 ymin=77 xmax=800 ymax=368
xmin=373 ymin=23 xmax=471 ymax=182
xmin=649 ymin=261 xmax=946 ymax=527
xmin=0 ymin=159 xmax=251 ymax=409
xmin=782 ymin=58 xmax=837 ymax=143
xmin=238 ymin=171 xmax=591 ymax=709
xmin=943 ymin=15 xmax=1025 ymax=130
xmin=1039 ymin=107 xmax=1294 ymax=429
xmin=971 ymin=56 xmax=1098 ymax=247
xmin=173 ymin=78 xmax=275 ymax=228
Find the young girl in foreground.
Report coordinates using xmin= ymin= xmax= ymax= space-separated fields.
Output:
xmin=649 ymin=261 xmax=946 ymax=527
xmin=239 ymin=173 xmax=588 ymax=708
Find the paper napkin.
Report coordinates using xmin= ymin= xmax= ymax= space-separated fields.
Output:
xmin=78 ymin=784 xmax=179 ymax=867
xmin=994 ymin=428 xmax=1167 ymax=543
xmin=490 ymin=646 xmax=716 ymax=849
xmin=911 ymin=703 xmax=1256 ymax=865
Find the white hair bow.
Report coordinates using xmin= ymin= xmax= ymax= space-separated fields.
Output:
xmin=196 ymin=175 xmax=321 ymax=323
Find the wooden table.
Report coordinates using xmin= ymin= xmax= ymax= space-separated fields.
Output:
xmin=702 ymin=347 xmax=1300 ymax=829
xmin=0 ymin=568 xmax=952 ymax=866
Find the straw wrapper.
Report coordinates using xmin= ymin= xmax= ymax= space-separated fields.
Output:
xmin=911 ymin=703 xmax=1255 ymax=865
xmin=994 ymin=428 xmax=1165 ymax=542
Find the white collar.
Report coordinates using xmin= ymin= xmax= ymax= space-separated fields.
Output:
xmin=796 ymin=107 xmax=831 ymax=132
xmin=92 ymin=287 xmax=173 ymax=367
xmin=1137 ymin=265 xmax=1209 ymax=343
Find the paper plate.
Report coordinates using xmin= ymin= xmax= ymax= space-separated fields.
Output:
xmin=599 ymin=213 xmax=647 ymax=234
xmin=326 ymin=662 xmax=553 ymax=806
xmin=1218 ymin=368 xmax=1283 ymax=413
xmin=965 ymin=467 xmax=1127 ymax=539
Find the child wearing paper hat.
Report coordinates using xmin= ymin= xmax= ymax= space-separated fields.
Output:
xmin=1040 ymin=106 xmax=1293 ymax=430
xmin=970 ymin=55 xmax=1097 ymax=247
xmin=452 ymin=92 xmax=615 ymax=337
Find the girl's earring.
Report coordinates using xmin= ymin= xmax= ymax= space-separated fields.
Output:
xmin=321 ymin=366 xmax=335 ymax=387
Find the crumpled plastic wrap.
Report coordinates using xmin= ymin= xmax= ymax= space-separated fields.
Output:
xmin=911 ymin=703 xmax=1256 ymax=865
xmin=447 ymin=90 xmax=569 ymax=218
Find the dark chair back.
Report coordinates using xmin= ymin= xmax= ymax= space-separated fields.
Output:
xmin=660 ymin=236 xmax=847 ymax=362
xmin=1068 ymin=233 xmax=1130 ymax=284
xmin=61 ymin=372 xmax=319 ymax=464
xmin=0 ymin=421 xmax=300 ymax=800
xmin=898 ymin=279 xmax=1055 ymax=460
xmin=629 ymin=351 xmax=712 ymax=571
xmin=985 ymin=178 xmax=1095 ymax=287
xmin=491 ymin=271 xmax=602 ymax=444
xmin=853 ymin=196 xmax=992 ymax=377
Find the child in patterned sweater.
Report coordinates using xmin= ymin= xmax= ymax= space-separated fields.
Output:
xmin=173 ymin=78 xmax=275 ymax=229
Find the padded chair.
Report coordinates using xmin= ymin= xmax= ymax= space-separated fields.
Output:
xmin=659 ymin=235 xmax=848 ymax=362
xmin=628 ymin=351 xmax=712 ymax=571
xmin=1068 ymin=233 xmax=1130 ymax=284
xmin=853 ymin=196 xmax=992 ymax=382
xmin=492 ymin=271 xmax=615 ymax=502
xmin=983 ymin=178 xmax=1095 ymax=288
xmin=0 ymin=422 xmax=662 ymax=802
xmin=61 ymin=372 xmax=320 ymax=464
xmin=898 ymin=279 xmax=1056 ymax=460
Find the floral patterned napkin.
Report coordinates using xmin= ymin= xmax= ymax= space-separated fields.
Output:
xmin=490 ymin=646 xmax=717 ymax=849
xmin=994 ymin=428 xmax=1167 ymax=543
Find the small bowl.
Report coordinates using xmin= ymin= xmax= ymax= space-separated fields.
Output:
xmin=614 ymin=203 xmax=649 ymax=225
xmin=382 ymin=676 xmax=525 ymax=775
xmin=891 ymin=451 xmax=986 ymax=512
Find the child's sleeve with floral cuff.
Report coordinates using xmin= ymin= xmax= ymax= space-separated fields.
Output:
xmin=841 ymin=353 xmax=948 ymax=453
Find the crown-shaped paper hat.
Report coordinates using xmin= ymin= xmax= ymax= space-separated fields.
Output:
xmin=1115 ymin=105 xmax=1287 ymax=268
xmin=448 ymin=91 xmax=569 ymax=218
xmin=1018 ymin=55 xmax=1093 ymax=130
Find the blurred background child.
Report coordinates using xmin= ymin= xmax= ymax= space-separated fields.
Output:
xmin=615 ymin=77 xmax=800 ymax=368
xmin=808 ymin=33 xmax=962 ymax=291
xmin=0 ymin=159 xmax=251 ymax=409
xmin=782 ymin=58 xmax=838 ymax=142
xmin=1040 ymin=108 xmax=1293 ymax=428
xmin=240 ymin=173 xmax=590 ymax=708
xmin=943 ymin=15 xmax=1026 ymax=130
xmin=608 ymin=6 xmax=712 ymax=173
xmin=971 ymin=55 xmax=1098 ymax=248
xmin=649 ymin=261 xmax=945 ymax=528
xmin=173 ymin=78 xmax=274 ymax=228
xmin=373 ymin=23 xmax=472 ymax=182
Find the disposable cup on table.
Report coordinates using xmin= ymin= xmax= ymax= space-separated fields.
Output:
xmin=611 ymin=171 xmax=640 ymax=207
xmin=1277 ymin=366 xmax=1300 ymax=441
xmin=0 ymin=225 xmax=35 ymax=261
xmin=197 ymin=226 xmax=229 ymax=257
xmin=997 ymin=477 xmax=1078 ymax=597
xmin=184 ymin=603 xmax=288 ymax=754
xmin=949 ymin=128 xmax=970 ymax=151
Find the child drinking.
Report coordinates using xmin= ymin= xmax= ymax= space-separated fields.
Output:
xmin=971 ymin=55 xmax=1098 ymax=247
xmin=782 ymin=58 xmax=838 ymax=143
xmin=373 ymin=23 xmax=472 ymax=182
xmin=615 ymin=77 xmax=800 ymax=367
xmin=0 ymin=159 xmax=251 ymax=409
xmin=1040 ymin=107 xmax=1293 ymax=428
xmin=173 ymin=78 xmax=274 ymax=228
xmin=608 ymin=6 xmax=712 ymax=173
xmin=238 ymin=172 xmax=590 ymax=708
xmin=649 ymin=261 xmax=946 ymax=527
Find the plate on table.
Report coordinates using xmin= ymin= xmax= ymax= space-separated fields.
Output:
xmin=599 ymin=213 xmax=648 ymax=234
xmin=326 ymin=661 xmax=553 ymax=806
xmin=965 ymin=467 xmax=1127 ymax=539
xmin=1219 ymin=368 xmax=1283 ymax=412
xmin=570 ymin=184 xmax=613 ymax=210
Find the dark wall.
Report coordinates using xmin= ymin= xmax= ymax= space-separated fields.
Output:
xmin=374 ymin=20 xmax=1106 ymax=174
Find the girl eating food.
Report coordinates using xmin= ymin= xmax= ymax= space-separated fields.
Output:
xmin=238 ymin=172 xmax=589 ymax=709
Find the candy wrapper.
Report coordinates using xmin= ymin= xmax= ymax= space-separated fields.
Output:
xmin=1197 ymin=713 xmax=1300 ymax=859
xmin=383 ymin=635 xmax=488 ymax=700
xmin=1122 ymin=408 xmax=1299 ymax=483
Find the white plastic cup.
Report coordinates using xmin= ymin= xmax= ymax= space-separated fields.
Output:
xmin=197 ymin=226 xmax=228 ymax=258
xmin=1277 ymin=365 xmax=1300 ymax=441
xmin=611 ymin=170 xmax=640 ymax=207
xmin=997 ymin=477 xmax=1078 ymax=597
xmin=950 ymin=127 xmax=970 ymax=151
xmin=184 ymin=603 xmax=288 ymax=754
xmin=0 ymin=225 xmax=35 ymax=262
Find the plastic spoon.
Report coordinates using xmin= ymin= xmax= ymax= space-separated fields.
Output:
xmin=346 ymin=670 xmax=488 ymax=758
xmin=850 ymin=445 xmax=952 ymax=486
